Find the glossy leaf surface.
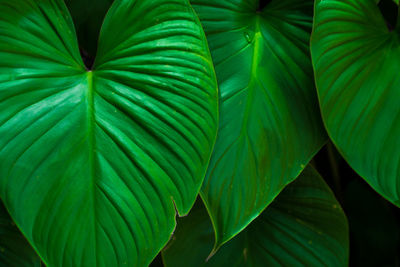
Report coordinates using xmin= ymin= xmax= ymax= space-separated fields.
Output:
xmin=162 ymin=167 xmax=349 ymax=266
xmin=191 ymin=0 xmax=326 ymax=247
xmin=0 ymin=201 xmax=41 ymax=267
xmin=0 ymin=0 xmax=218 ymax=266
xmin=311 ymin=0 xmax=400 ymax=206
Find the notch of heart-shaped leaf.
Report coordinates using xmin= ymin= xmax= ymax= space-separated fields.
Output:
xmin=378 ymin=0 xmax=399 ymax=31
xmin=0 ymin=0 xmax=218 ymax=266
xmin=65 ymin=0 xmax=114 ymax=61
xmin=311 ymin=0 xmax=400 ymax=207
xmin=258 ymin=0 xmax=273 ymax=11
xmin=190 ymin=0 xmax=326 ymax=250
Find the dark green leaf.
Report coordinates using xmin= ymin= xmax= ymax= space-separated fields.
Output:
xmin=162 ymin=167 xmax=349 ymax=267
xmin=0 ymin=201 xmax=41 ymax=267
xmin=311 ymin=0 xmax=400 ymax=206
xmin=190 ymin=0 xmax=326 ymax=248
xmin=0 ymin=0 xmax=218 ymax=266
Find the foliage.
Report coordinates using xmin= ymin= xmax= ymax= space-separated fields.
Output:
xmin=0 ymin=0 xmax=217 ymax=266
xmin=163 ymin=167 xmax=349 ymax=267
xmin=191 ymin=0 xmax=326 ymax=250
xmin=0 ymin=0 xmax=398 ymax=266
xmin=311 ymin=0 xmax=400 ymax=207
xmin=0 ymin=203 xmax=41 ymax=267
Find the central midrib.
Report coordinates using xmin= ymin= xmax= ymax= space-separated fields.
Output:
xmin=239 ymin=15 xmax=263 ymax=138
xmin=222 ymin=15 xmax=264 ymax=244
xmin=86 ymin=70 xmax=98 ymax=265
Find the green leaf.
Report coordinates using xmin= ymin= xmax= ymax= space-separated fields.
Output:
xmin=162 ymin=167 xmax=349 ymax=267
xmin=0 ymin=0 xmax=218 ymax=266
xmin=0 ymin=201 xmax=41 ymax=267
xmin=311 ymin=0 xmax=400 ymax=206
xmin=190 ymin=0 xmax=327 ymax=248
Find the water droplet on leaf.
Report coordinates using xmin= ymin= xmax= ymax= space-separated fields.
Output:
xmin=244 ymin=32 xmax=252 ymax=43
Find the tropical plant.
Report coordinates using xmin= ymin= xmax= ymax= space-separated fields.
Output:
xmin=0 ymin=0 xmax=399 ymax=266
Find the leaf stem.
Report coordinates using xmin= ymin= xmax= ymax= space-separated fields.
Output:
xmin=327 ymin=142 xmax=343 ymax=203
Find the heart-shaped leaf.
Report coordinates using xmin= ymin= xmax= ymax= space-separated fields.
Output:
xmin=190 ymin=0 xmax=326 ymax=248
xmin=162 ymin=167 xmax=349 ymax=266
xmin=311 ymin=0 xmax=400 ymax=206
xmin=0 ymin=0 xmax=218 ymax=266
xmin=0 ymin=201 xmax=41 ymax=267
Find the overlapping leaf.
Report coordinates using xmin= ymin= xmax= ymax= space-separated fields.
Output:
xmin=311 ymin=0 xmax=400 ymax=206
xmin=162 ymin=167 xmax=349 ymax=266
xmin=0 ymin=201 xmax=41 ymax=267
xmin=0 ymin=0 xmax=218 ymax=266
xmin=191 ymin=0 xmax=326 ymax=248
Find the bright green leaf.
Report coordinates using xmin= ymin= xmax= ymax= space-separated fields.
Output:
xmin=190 ymin=0 xmax=326 ymax=248
xmin=162 ymin=167 xmax=349 ymax=267
xmin=0 ymin=0 xmax=218 ymax=266
xmin=311 ymin=0 xmax=400 ymax=206
xmin=0 ymin=201 xmax=41 ymax=267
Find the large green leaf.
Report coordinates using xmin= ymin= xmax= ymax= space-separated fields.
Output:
xmin=0 ymin=201 xmax=41 ymax=267
xmin=0 ymin=0 xmax=218 ymax=266
xmin=162 ymin=167 xmax=349 ymax=266
xmin=190 ymin=0 xmax=326 ymax=248
xmin=311 ymin=0 xmax=400 ymax=206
